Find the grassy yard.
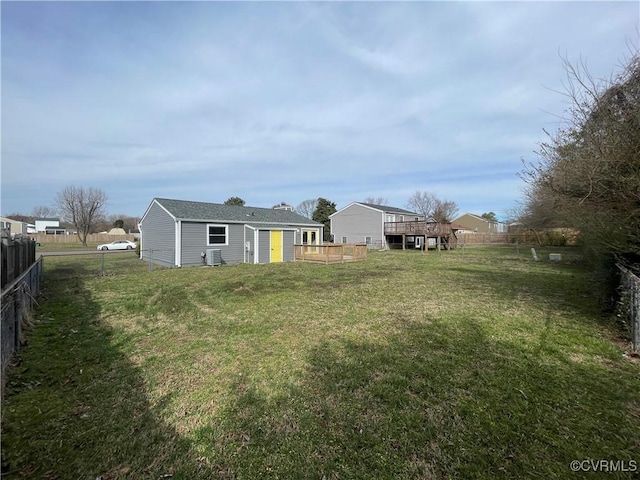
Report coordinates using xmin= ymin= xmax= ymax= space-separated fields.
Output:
xmin=1 ymin=247 xmax=638 ymax=479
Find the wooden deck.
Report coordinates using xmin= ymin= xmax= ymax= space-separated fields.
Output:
xmin=384 ymin=221 xmax=458 ymax=250
xmin=294 ymin=243 xmax=368 ymax=264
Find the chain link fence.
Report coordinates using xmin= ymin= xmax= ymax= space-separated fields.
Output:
xmin=617 ymin=264 xmax=639 ymax=353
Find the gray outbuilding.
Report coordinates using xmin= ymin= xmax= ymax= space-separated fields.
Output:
xmin=139 ymin=198 xmax=323 ymax=268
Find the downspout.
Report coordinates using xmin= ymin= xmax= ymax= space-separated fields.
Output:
xmin=138 ymin=225 xmax=144 ymax=260
xmin=254 ymin=228 xmax=259 ymax=264
xmin=175 ymin=220 xmax=182 ymax=267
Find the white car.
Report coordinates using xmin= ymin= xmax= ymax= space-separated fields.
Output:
xmin=97 ymin=240 xmax=137 ymax=251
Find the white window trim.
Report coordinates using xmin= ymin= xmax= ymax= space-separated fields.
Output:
xmin=207 ymin=223 xmax=229 ymax=246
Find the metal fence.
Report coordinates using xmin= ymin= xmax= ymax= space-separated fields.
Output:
xmin=2 ymin=232 xmax=38 ymax=289
xmin=617 ymin=264 xmax=640 ymax=353
xmin=1 ymin=256 xmax=44 ymax=397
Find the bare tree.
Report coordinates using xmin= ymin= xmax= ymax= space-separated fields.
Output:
xmin=406 ymin=191 xmax=459 ymax=222
xmin=432 ymin=199 xmax=459 ymax=223
xmin=363 ymin=196 xmax=388 ymax=206
xmin=55 ymin=186 xmax=108 ymax=246
xmin=295 ymin=198 xmax=318 ymax=219
xmin=406 ymin=191 xmax=438 ymax=218
xmin=521 ymin=47 xmax=640 ymax=284
xmin=31 ymin=205 xmax=58 ymax=218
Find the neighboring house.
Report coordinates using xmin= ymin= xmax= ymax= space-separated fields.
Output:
xmin=0 ymin=217 xmax=28 ymax=236
xmin=139 ymin=198 xmax=324 ymax=268
xmin=453 ymin=213 xmax=506 ymax=234
xmin=34 ymin=218 xmax=60 ymax=233
xmin=272 ymin=202 xmax=294 ymax=211
xmin=44 ymin=226 xmax=66 ymax=235
xmin=330 ymin=202 xmax=426 ymax=248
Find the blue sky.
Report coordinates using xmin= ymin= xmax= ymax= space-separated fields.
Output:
xmin=2 ymin=1 xmax=638 ymax=221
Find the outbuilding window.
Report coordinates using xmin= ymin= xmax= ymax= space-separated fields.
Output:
xmin=207 ymin=224 xmax=228 ymax=245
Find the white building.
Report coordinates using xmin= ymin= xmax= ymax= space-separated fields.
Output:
xmin=35 ymin=218 xmax=60 ymax=233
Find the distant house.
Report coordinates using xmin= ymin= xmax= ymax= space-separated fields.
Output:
xmin=453 ymin=213 xmax=506 ymax=234
xmin=34 ymin=218 xmax=60 ymax=233
xmin=0 ymin=217 xmax=28 ymax=236
xmin=139 ymin=198 xmax=324 ymax=268
xmin=330 ymin=202 xmax=426 ymax=248
xmin=44 ymin=226 xmax=66 ymax=235
xmin=272 ymin=202 xmax=294 ymax=211
xmin=330 ymin=202 xmax=462 ymax=250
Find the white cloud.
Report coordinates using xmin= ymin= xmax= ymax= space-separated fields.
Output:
xmin=1 ymin=1 xmax=638 ymax=217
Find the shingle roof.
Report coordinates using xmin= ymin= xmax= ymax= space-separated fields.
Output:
xmin=360 ymin=203 xmax=419 ymax=215
xmin=154 ymin=198 xmax=322 ymax=226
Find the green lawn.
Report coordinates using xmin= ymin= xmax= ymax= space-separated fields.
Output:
xmin=2 ymin=247 xmax=638 ymax=479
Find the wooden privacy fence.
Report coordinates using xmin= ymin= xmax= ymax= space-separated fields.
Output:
xmin=617 ymin=264 xmax=640 ymax=353
xmin=457 ymin=233 xmax=509 ymax=245
xmin=295 ymin=243 xmax=368 ymax=264
xmin=30 ymin=233 xmax=137 ymax=244
xmin=456 ymin=231 xmax=579 ymax=246
xmin=1 ymin=256 xmax=44 ymax=397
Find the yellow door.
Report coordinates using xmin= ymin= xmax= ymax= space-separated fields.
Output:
xmin=270 ymin=230 xmax=283 ymax=263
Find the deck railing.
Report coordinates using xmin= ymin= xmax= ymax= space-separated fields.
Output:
xmin=294 ymin=243 xmax=368 ymax=264
xmin=384 ymin=221 xmax=453 ymax=236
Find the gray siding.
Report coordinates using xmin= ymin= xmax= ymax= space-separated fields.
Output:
xmin=181 ymin=222 xmax=246 ymax=266
xmin=258 ymin=230 xmax=270 ymax=264
xmin=283 ymin=230 xmax=294 ymax=262
xmin=140 ymin=202 xmax=175 ymax=267
xmin=331 ymin=204 xmax=384 ymax=246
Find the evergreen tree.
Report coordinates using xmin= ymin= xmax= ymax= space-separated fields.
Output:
xmin=224 ymin=196 xmax=246 ymax=206
xmin=312 ymin=198 xmax=337 ymax=241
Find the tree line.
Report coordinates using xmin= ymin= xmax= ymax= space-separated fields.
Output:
xmin=519 ymin=46 xmax=639 ymax=293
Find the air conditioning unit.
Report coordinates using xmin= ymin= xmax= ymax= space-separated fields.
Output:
xmin=206 ymin=249 xmax=222 ymax=266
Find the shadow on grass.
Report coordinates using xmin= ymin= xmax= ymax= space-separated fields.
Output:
xmin=1 ymin=263 xmax=201 ymax=479
xmin=3 ymin=256 xmax=638 ymax=479
xmin=193 ymin=318 xmax=639 ymax=479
